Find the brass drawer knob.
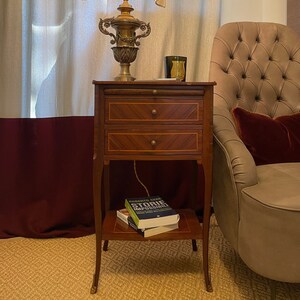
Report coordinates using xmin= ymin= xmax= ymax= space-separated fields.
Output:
xmin=151 ymin=109 xmax=157 ymax=116
xmin=151 ymin=140 xmax=157 ymax=146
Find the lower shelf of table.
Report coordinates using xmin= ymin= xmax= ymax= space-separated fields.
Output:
xmin=102 ymin=209 xmax=203 ymax=241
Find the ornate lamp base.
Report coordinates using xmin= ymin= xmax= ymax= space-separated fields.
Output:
xmin=112 ymin=46 xmax=138 ymax=81
xmin=98 ymin=0 xmax=151 ymax=81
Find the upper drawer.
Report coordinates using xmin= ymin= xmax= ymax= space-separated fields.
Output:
xmin=106 ymin=99 xmax=203 ymax=123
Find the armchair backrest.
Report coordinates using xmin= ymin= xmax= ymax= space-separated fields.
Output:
xmin=210 ymin=22 xmax=300 ymax=118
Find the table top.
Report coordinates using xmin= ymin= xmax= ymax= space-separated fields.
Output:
xmin=93 ymin=80 xmax=216 ymax=86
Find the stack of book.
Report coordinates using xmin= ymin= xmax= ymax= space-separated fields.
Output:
xmin=117 ymin=196 xmax=180 ymax=238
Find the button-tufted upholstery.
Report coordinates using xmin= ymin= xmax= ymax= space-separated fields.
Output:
xmin=211 ymin=22 xmax=300 ymax=117
xmin=209 ymin=22 xmax=300 ymax=283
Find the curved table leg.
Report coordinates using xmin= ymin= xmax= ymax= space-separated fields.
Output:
xmin=90 ymin=233 xmax=102 ymax=294
xmin=90 ymin=159 xmax=103 ymax=294
xmin=202 ymin=212 xmax=212 ymax=292
xmin=201 ymin=159 xmax=213 ymax=292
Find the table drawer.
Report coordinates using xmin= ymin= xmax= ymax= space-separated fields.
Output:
xmin=107 ymin=100 xmax=203 ymax=123
xmin=106 ymin=130 xmax=202 ymax=154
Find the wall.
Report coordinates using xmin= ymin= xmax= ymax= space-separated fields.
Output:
xmin=287 ymin=0 xmax=300 ymax=36
xmin=221 ymin=0 xmax=287 ymax=25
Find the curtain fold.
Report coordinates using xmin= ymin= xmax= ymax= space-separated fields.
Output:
xmin=0 ymin=117 xmax=95 ymax=238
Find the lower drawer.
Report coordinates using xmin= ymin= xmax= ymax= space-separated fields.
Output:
xmin=106 ymin=131 xmax=202 ymax=154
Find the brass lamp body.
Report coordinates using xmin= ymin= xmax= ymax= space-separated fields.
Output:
xmin=99 ymin=0 xmax=151 ymax=81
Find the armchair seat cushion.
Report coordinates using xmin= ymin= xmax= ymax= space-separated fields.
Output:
xmin=242 ymin=163 xmax=300 ymax=211
xmin=239 ymin=163 xmax=300 ymax=282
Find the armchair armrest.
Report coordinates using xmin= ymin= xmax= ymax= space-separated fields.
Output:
xmin=212 ymin=106 xmax=258 ymax=250
xmin=213 ymin=106 xmax=258 ymax=192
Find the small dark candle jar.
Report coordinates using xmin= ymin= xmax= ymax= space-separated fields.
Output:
xmin=165 ymin=56 xmax=187 ymax=81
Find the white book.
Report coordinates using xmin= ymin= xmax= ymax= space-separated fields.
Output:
xmin=116 ymin=208 xmax=130 ymax=224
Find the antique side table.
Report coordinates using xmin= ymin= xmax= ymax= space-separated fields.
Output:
xmin=91 ymin=81 xmax=215 ymax=293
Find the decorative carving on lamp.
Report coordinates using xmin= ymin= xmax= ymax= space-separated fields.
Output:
xmin=99 ymin=0 xmax=151 ymax=81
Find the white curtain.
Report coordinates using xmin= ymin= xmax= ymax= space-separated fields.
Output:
xmin=0 ymin=0 xmax=221 ymax=118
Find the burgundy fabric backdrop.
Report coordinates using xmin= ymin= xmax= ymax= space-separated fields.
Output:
xmin=0 ymin=117 xmax=204 ymax=239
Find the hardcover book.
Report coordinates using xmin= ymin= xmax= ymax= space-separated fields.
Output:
xmin=124 ymin=196 xmax=180 ymax=229
xmin=127 ymin=216 xmax=178 ymax=238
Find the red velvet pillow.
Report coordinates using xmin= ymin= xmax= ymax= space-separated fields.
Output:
xmin=232 ymin=107 xmax=300 ymax=165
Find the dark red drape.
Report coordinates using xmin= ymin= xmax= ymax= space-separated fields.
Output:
xmin=0 ymin=117 xmax=203 ymax=239
xmin=0 ymin=117 xmax=94 ymax=238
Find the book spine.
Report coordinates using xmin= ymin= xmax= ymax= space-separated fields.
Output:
xmin=127 ymin=217 xmax=144 ymax=237
xmin=116 ymin=210 xmax=129 ymax=225
xmin=124 ymin=199 xmax=140 ymax=227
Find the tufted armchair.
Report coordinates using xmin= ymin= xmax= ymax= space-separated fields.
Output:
xmin=209 ymin=22 xmax=300 ymax=282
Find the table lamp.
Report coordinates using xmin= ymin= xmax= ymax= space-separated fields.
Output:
xmin=99 ymin=0 xmax=166 ymax=81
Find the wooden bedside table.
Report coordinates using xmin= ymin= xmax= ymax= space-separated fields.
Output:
xmin=91 ymin=81 xmax=215 ymax=293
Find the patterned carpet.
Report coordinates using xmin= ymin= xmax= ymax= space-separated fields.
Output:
xmin=0 ymin=216 xmax=299 ymax=300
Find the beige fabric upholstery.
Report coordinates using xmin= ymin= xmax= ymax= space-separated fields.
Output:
xmin=209 ymin=22 xmax=300 ymax=282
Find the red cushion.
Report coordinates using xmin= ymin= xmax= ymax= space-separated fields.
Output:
xmin=232 ymin=107 xmax=300 ymax=165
